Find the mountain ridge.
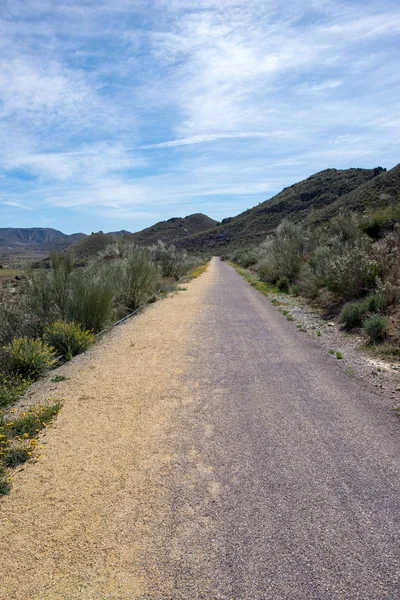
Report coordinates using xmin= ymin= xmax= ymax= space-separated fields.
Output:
xmin=2 ymin=164 xmax=399 ymax=259
xmin=177 ymin=165 xmax=399 ymax=251
xmin=0 ymin=228 xmax=86 ymax=256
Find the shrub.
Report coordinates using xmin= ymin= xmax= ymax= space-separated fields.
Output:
xmin=27 ymin=269 xmax=59 ymax=326
xmin=340 ymin=301 xmax=368 ymax=329
xmin=43 ymin=321 xmax=94 ymax=361
xmin=363 ymin=315 xmax=388 ymax=343
xmin=3 ymin=448 xmax=30 ymax=468
xmin=364 ymin=294 xmax=386 ymax=313
xmin=324 ymin=245 xmax=376 ymax=300
xmin=118 ymin=249 xmax=160 ymax=310
xmin=340 ymin=293 xmax=387 ymax=330
xmin=0 ymin=373 xmax=30 ymax=409
xmin=361 ymin=203 xmax=400 ymax=239
xmin=277 ymin=277 xmax=290 ymax=293
xmin=258 ymin=220 xmax=308 ymax=283
xmin=0 ymin=301 xmax=37 ymax=348
xmin=298 ymin=263 xmax=320 ymax=299
xmin=231 ymin=249 xmax=259 ymax=268
xmin=290 ymin=284 xmax=299 ymax=296
xmin=49 ymin=252 xmax=74 ymax=320
xmin=151 ymin=241 xmax=196 ymax=279
xmin=67 ymin=269 xmax=115 ymax=332
xmin=0 ymin=468 xmax=11 ymax=495
xmin=2 ymin=337 xmax=56 ymax=380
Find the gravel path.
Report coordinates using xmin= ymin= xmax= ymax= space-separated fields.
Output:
xmin=1 ymin=258 xmax=399 ymax=599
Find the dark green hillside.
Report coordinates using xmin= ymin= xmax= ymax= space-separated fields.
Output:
xmin=178 ymin=166 xmax=393 ymax=252
xmin=66 ymin=232 xmax=115 ymax=262
xmin=65 ymin=214 xmax=217 ymax=263
xmin=309 ymin=163 xmax=400 ymax=224
xmin=130 ymin=213 xmax=218 ymax=246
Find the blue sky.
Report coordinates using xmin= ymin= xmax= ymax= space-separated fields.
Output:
xmin=1 ymin=0 xmax=399 ymax=234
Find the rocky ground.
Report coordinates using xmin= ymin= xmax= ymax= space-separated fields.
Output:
xmin=265 ymin=290 xmax=400 ymax=410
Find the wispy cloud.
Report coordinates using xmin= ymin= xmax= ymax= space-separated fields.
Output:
xmin=0 ymin=0 xmax=399 ymax=233
xmin=142 ymin=131 xmax=295 ymax=149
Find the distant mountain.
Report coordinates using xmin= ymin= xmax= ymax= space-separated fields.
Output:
xmin=130 ymin=213 xmax=218 ymax=246
xmin=0 ymin=228 xmax=86 ymax=255
xmin=177 ymin=166 xmax=397 ymax=252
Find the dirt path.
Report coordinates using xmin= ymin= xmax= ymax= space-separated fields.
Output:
xmin=1 ymin=258 xmax=400 ymax=599
xmin=0 ymin=267 xmax=211 ymax=600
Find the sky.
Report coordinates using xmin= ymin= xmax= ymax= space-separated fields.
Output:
xmin=0 ymin=0 xmax=399 ymax=234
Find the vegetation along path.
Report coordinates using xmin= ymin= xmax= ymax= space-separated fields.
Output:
xmin=1 ymin=258 xmax=400 ymax=599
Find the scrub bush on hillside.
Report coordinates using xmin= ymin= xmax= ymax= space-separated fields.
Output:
xmin=258 ymin=221 xmax=309 ymax=283
xmin=43 ymin=321 xmax=94 ymax=361
xmin=3 ymin=337 xmax=56 ymax=380
xmin=117 ymin=249 xmax=160 ymax=311
xmin=151 ymin=241 xmax=197 ymax=280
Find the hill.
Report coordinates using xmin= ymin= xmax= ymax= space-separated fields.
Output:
xmin=309 ymin=163 xmax=400 ymax=224
xmin=65 ymin=214 xmax=217 ymax=262
xmin=177 ymin=166 xmax=399 ymax=252
xmin=130 ymin=213 xmax=218 ymax=246
xmin=0 ymin=228 xmax=87 ymax=262
xmin=66 ymin=232 xmax=116 ymax=262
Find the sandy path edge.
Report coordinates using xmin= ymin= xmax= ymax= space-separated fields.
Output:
xmin=0 ymin=261 xmax=214 ymax=600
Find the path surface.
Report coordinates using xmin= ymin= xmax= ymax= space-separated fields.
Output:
xmin=1 ymin=258 xmax=399 ymax=599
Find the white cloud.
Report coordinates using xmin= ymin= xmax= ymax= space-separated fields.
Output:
xmin=142 ymin=130 xmax=295 ymax=148
xmin=4 ymin=145 xmax=145 ymax=182
xmin=0 ymin=0 xmax=399 ymax=231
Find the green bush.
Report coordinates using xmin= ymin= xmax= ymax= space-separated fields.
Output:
xmin=118 ymin=249 xmax=160 ymax=310
xmin=340 ymin=301 xmax=368 ymax=329
xmin=277 ymin=277 xmax=290 ymax=293
xmin=151 ymin=241 xmax=196 ymax=279
xmin=0 ymin=373 xmax=30 ymax=409
xmin=43 ymin=321 xmax=94 ymax=361
xmin=290 ymin=284 xmax=300 ymax=296
xmin=49 ymin=251 xmax=74 ymax=320
xmin=3 ymin=448 xmax=30 ymax=468
xmin=67 ymin=269 xmax=115 ymax=332
xmin=2 ymin=337 xmax=56 ymax=380
xmin=231 ymin=249 xmax=259 ymax=268
xmin=298 ymin=263 xmax=320 ymax=299
xmin=362 ymin=315 xmax=388 ymax=343
xmin=324 ymin=245 xmax=376 ymax=300
xmin=0 ymin=467 xmax=11 ymax=495
xmin=340 ymin=293 xmax=387 ymax=330
xmin=364 ymin=294 xmax=386 ymax=313
xmin=361 ymin=203 xmax=400 ymax=239
xmin=0 ymin=302 xmax=38 ymax=348
xmin=258 ymin=220 xmax=308 ymax=283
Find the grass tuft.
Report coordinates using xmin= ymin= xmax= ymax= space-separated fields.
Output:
xmin=0 ymin=401 xmax=62 ymax=495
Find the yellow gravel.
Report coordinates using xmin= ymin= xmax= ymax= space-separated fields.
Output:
xmin=0 ymin=261 xmax=214 ymax=600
